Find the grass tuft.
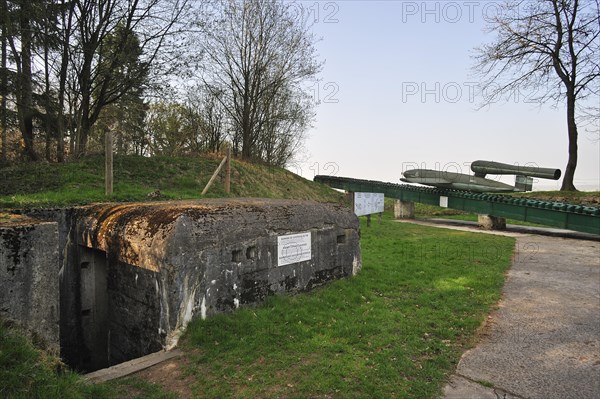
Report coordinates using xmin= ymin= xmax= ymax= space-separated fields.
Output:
xmin=0 ymin=320 xmax=175 ymax=398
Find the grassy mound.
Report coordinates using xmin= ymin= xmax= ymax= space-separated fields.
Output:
xmin=0 ymin=155 xmax=343 ymax=209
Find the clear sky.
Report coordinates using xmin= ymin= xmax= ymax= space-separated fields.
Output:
xmin=290 ymin=0 xmax=600 ymax=191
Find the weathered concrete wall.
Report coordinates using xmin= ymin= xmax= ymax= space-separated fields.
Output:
xmin=68 ymin=199 xmax=361 ymax=370
xmin=0 ymin=217 xmax=59 ymax=354
xmin=19 ymin=208 xmax=81 ymax=367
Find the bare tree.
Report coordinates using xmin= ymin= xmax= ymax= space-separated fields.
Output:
xmin=145 ymin=101 xmax=196 ymax=156
xmin=0 ymin=0 xmax=7 ymax=163
xmin=186 ymin=86 xmax=226 ymax=153
xmin=256 ymin=85 xmax=313 ymax=167
xmin=71 ymin=0 xmax=190 ymax=156
xmin=474 ymin=0 xmax=599 ymax=191
xmin=56 ymin=0 xmax=76 ymax=162
xmin=200 ymin=0 xmax=322 ymax=164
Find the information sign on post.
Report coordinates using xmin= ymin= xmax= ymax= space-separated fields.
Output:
xmin=353 ymin=192 xmax=385 ymax=217
xmin=439 ymin=196 xmax=449 ymax=208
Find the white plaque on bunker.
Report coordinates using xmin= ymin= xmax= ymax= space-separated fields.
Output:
xmin=277 ymin=232 xmax=312 ymax=266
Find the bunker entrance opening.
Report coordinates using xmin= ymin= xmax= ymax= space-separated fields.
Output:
xmin=78 ymin=247 xmax=109 ymax=372
xmin=71 ymin=246 xmax=162 ymax=373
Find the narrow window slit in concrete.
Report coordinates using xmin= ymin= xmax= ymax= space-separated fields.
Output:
xmin=232 ymin=250 xmax=243 ymax=262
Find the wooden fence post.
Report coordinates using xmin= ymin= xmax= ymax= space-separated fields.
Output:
xmin=202 ymin=155 xmax=228 ymax=196
xmin=224 ymin=145 xmax=231 ymax=194
xmin=105 ymin=130 xmax=113 ymax=195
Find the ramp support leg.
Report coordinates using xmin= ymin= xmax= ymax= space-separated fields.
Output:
xmin=478 ymin=215 xmax=506 ymax=230
xmin=394 ymin=200 xmax=415 ymax=219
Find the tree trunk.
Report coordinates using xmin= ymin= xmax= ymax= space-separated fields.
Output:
xmin=56 ymin=104 xmax=66 ymax=161
xmin=241 ymin=88 xmax=253 ymax=159
xmin=241 ymin=112 xmax=253 ymax=160
xmin=19 ymin=4 xmax=37 ymax=161
xmin=45 ymin=124 xmax=52 ymax=161
xmin=75 ymin=37 xmax=94 ymax=157
xmin=1 ymin=11 xmax=7 ymax=164
xmin=105 ymin=129 xmax=113 ymax=195
xmin=44 ymin=30 xmax=53 ymax=162
xmin=560 ymin=91 xmax=578 ymax=191
xmin=77 ymin=114 xmax=91 ymax=157
xmin=56 ymin=0 xmax=74 ymax=163
xmin=75 ymin=62 xmax=93 ymax=157
xmin=241 ymin=129 xmax=252 ymax=159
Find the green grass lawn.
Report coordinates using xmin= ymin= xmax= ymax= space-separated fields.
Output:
xmin=178 ymin=213 xmax=515 ymax=398
xmin=1 ymin=213 xmax=515 ymax=398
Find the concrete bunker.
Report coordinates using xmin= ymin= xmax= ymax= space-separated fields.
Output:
xmin=57 ymin=198 xmax=361 ymax=372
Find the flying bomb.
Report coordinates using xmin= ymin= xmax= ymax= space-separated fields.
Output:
xmin=400 ymin=160 xmax=561 ymax=193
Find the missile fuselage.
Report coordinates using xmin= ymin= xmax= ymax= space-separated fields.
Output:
xmin=470 ymin=160 xmax=561 ymax=180
xmin=401 ymin=169 xmax=518 ymax=193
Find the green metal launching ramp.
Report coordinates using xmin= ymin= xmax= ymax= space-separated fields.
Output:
xmin=314 ymin=175 xmax=600 ymax=235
